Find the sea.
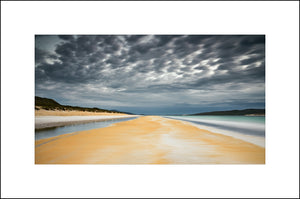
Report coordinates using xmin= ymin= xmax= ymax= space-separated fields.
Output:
xmin=164 ymin=115 xmax=265 ymax=147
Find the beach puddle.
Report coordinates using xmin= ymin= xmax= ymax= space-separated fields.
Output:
xmin=35 ymin=117 xmax=139 ymax=140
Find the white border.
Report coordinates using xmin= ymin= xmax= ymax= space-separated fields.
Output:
xmin=1 ymin=1 xmax=299 ymax=198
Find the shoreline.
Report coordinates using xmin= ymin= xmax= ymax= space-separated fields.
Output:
xmin=35 ymin=115 xmax=139 ymax=130
xmin=35 ymin=116 xmax=265 ymax=164
xmin=164 ymin=116 xmax=265 ymax=148
xmin=181 ymin=121 xmax=265 ymax=148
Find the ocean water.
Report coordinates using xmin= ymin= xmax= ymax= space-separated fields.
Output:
xmin=35 ymin=117 xmax=139 ymax=140
xmin=165 ymin=115 xmax=265 ymax=137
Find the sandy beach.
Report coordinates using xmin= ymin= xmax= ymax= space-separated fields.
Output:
xmin=35 ymin=109 xmax=129 ymax=116
xmin=35 ymin=116 xmax=265 ymax=164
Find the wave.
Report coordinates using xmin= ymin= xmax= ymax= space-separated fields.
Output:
xmin=165 ymin=116 xmax=265 ymax=137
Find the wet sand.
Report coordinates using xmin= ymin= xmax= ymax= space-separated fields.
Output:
xmin=35 ymin=116 xmax=265 ymax=164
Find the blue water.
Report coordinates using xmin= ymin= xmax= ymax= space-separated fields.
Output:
xmin=165 ymin=115 xmax=265 ymax=137
xmin=35 ymin=117 xmax=139 ymax=140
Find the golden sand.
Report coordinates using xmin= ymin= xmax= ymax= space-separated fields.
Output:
xmin=35 ymin=116 xmax=265 ymax=164
xmin=35 ymin=109 xmax=128 ymax=116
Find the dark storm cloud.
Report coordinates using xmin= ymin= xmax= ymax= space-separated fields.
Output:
xmin=35 ymin=35 xmax=265 ymax=114
xmin=35 ymin=48 xmax=56 ymax=65
xmin=58 ymin=35 xmax=74 ymax=41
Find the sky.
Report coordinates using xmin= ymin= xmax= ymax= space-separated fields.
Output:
xmin=35 ymin=35 xmax=265 ymax=115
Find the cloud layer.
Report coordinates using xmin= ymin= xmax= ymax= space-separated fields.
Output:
xmin=35 ymin=35 xmax=265 ymax=114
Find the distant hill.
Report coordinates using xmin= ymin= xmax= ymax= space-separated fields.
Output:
xmin=35 ymin=96 xmax=131 ymax=114
xmin=35 ymin=96 xmax=61 ymax=107
xmin=190 ymin=109 xmax=265 ymax=116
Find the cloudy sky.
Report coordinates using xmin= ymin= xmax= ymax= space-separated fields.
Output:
xmin=35 ymin=35 xmax=265 ymax=115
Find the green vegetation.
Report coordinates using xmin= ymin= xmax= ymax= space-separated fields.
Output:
xmin=35 ymin=96 xmax=130 ymax=114
xmin=35 ymin=96 xmax=61 ymax=107
xmin=190 ymin=109 xmax=265 ymax=116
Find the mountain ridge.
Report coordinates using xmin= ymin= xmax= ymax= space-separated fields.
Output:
xmin=189 ymin=108 xmax=265 ymax=116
